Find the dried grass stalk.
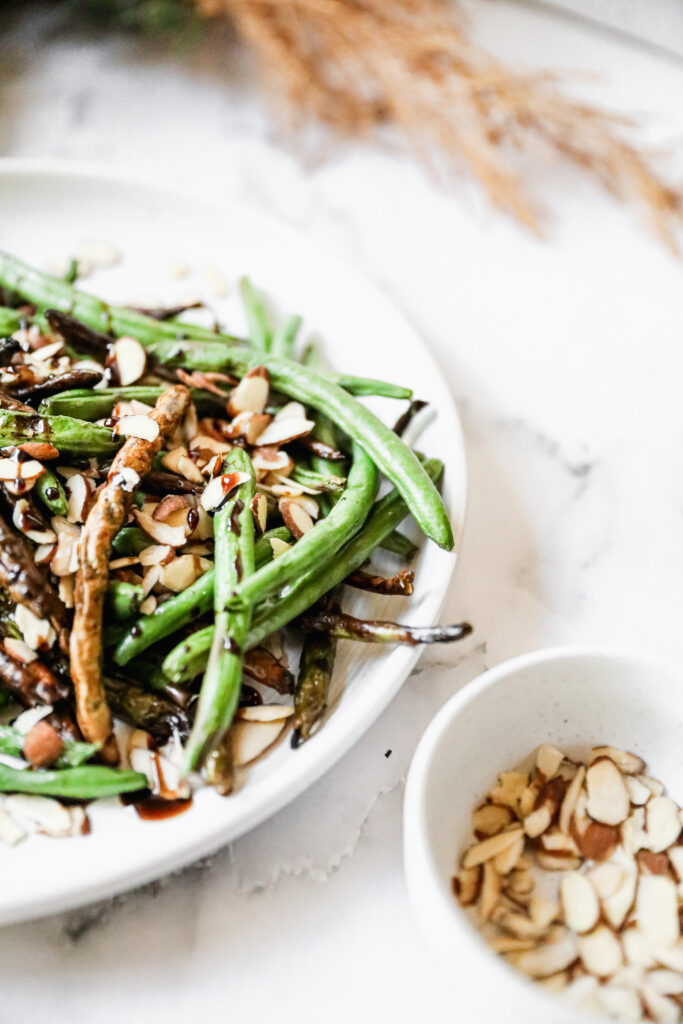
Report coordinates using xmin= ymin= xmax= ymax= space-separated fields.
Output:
xmin=196 ymin=0 xmax=682 ymax=247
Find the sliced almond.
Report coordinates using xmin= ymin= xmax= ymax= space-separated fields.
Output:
xmin=251 ymin=492 xmax=268 ymax=534
xmin=231 ymin=718 xmax=287 ymax=767
xmin=603 ymin=865 xmax=637 ymax=930
xmin=637 ymin=850 xmax=670 ymax=876
xmin=66 ymin=473 xmax=91 ymax=524
xmin=648 ymin=969 xmax=683 ymax=996
xmin=505 ymin=867 xmax=535 ymax=898
xmin=622 ymin=926 xmax=656 ymax=967
xmin=254 ymin=415 xmax=315 ymax=448
xmin=5 ymin=794 xmax=73 ymax=837
xmin=636 ymin=875 xmax=679 ymax=948
xmin=452 ymin=865 xmax=481 ymax=906
xmin=588 ymin=861 xmax=625 ymax=901
xmin=622 ymin=806 xmax=648 ymax=855
xmin=625 ymin=775 xmax=652 ymax=806
xmin=640 ymin=986 xmax=679 ymax=1024
xmin=478 ymin=860 xmax=501 ymax=923
xmin=519 ymin=781 xmax=541 ymax=819
xmin=490 ymin=772 xmax=528 ymax=814
xmin=640 ymin=776 xmax=665 ymax=798
xmin=139 ymin=544 xmax=173 ymax=566
xmin=159 ymin=554 xmax=208 ymax=593
xmin=535 ymin=851 xmax=582 ymax=872
xmin=228 ymin=366 xmax=269 ymax=416
xmin=493 ymin=832 xmax=525 ymax=875
xmin=4 ymin=637 xmax=38 ymax=664
xmin=586 ymin=757 xmax=630 ymax=826
xmin=667 ymin=846 xmax=683 ymax=883
xmin=529 ymin=896 xmax=559 ymax=930
xmin=0 ymin=808 xmax=26 ymax=846
xmin=251 ymin=448 xmax=293 ymax=475
xmin=589 ymin=746 xmax=646 ymax=776
xmin=15 ymin=604 xmax=56 ymax=651
xmin=226 ymin=411 xmax=272 ymax=445
xmin=654 ymin=938 xmax=683 ymax=972
xmin=112 ymin=335 xmax=146 ymax=386
xmin=269 ymin=537 xmax=290 ymax=558
xmin=279 ymin=496 xmax=314 ymax=539
xmin=536 ymin=743 xmax=565 ymax=780
xmin=577 ymin=925 xmax=623 ymax=978
xmin=133 ymin=509 xmax=187 ymax=547
xmin=540 ymin=829 xmax=579 ymax=855
xmin=559 ymin=764 xmax=585 ymax=834
xmin=462 ymin=827 xmax=525 ymax=870
xmin=645 ymin=796 xmax=682 ymax=853
xmin=596 ymin=984 xmax=643 ymax=1021
xmin=115 ymin=414 xmax=160 ymax=442
xmin=139 ymin=595 xmax=157 ymax=615
xmin=523 ymin=803 xmax=553 ymax=839
xmin=200 ymin=471 xmax=251 ymax=513
xmin=561 ymin=872 xmax=600 ymax=934
xmin=236 ymin=705 xmax=294 ymax=723
xmin=489 ymin=934 xmax=536 ymax=954
xmin=507 ymin=932 xmax=578 ymax=979
xmin=472 ymin=803 xmax=513 ymax=839
xmin=58 ymin=575 xmax=75 ymax=609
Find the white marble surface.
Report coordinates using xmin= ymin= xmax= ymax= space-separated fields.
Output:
xmin=1 ymin=3 xmax=683 ymax=1021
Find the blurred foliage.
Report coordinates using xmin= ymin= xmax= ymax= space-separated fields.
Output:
xmin=65 ymin=0 xmax=200 ymax=36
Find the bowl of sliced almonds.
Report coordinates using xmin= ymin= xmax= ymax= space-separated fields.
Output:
xmin=404 ymin=647 xmax=683 ymax=1023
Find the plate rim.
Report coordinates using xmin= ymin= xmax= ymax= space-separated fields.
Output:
xmin=0 ymin=158 xmax=468 ymax=923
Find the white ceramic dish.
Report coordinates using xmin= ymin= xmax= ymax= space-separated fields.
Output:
xmin=0 ymin=160 xmax=466 ymax=924
xmin=403 ymin=646 xmax=683 ymax=1024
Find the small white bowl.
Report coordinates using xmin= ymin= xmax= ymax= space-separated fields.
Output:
xmin=403 ymin=646 xmax=683 ymax=1023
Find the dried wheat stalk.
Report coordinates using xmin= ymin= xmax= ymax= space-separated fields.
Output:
xmin=195 ymin=0 xmax=682 ymax=247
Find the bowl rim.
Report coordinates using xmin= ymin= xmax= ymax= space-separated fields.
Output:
xmin=403 ymin=643 xmax=681 ymax=1022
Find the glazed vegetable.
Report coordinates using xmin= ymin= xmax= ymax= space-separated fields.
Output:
xmin=0 ymin=762 xmax=147 ymax=799
xmin=346 ymin=568 xmax=415 ymax=596
xmin=0 ymin=724 xmax=98 ymax=768
xmin=104 ymin=675 xmax=191 ymax=743
xmin=291 ymin=597 xmax=338 ymax=747
xmin=0 ymin=644 xmax=69 ymax=707
xmin=0 ymin=409 xmax=120 ymax=458
xmin=299 ymin=612 xmax=472 ymax=645
xmin=184 ymin=448 xmax=255 ymax=771
xmin=106 ymin=580 xmax=144 ymax=621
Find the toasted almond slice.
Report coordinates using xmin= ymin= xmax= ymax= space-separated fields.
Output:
xmin=254 ymin=416 xmax=315 ymax=447
xmin=536 ymin=970 xmax=570 ymax=993
xmin=625 ymin=775 xmax=652 ymax=806
xmin=505 ymin=867 xmax=535 ymax=898
xmin=622 ymin=926 xmax=656 ymax=967
xmin=236 ymin=705 xmax=294 ymax=723
xmin=596 ymin=984 xmax=643 ymax=1021
xmin=529 ymin=896 xmax=559 ymax=931
xmin=603 ymin=866 xmax=637 ymax=930
xmin=667 ymin=846 xmax=683 ymax=882
xmin=200 ymin=471 xmax=251 ymax=513
xmin=588 ymin=746 xmax=645 ymax=775
xmin=490 ymin=772 xmax=528 ymax=813
xmin=250 ymin=492 xmax=267 ymax=535
xmin=15 ymin=604 xmax=56 ymax=651
xmin=648 ymin=969 xmax=683 ymax=996
xmin=645 ymin=796 xmax=682 ymax=853
xmin=139 ymin=595 xmax=157 ymax=615
xmin=472 ymin=803 xmax=513 ymax=839
xmin=587 ymin=862 xmax=625 ymax=901
xmin=269 ymin=537 xmax=290 ymax=558
xmin=640 ymin=986 xmax=679 ymax=1024
xmin=34 ymin=541 xmax=57 ymax=562
xmin=637 ymin=876 xmax=679 ymax=947
xmin=577 ymin=925 xmax=623 ymax=979
xmin=66 ymin=473 xmax=91 ymax=524
xmin=479 ymin=860 xmax=501 ymax=923
xmin=161 ymin=447 xmax=188 ymax=474
xmin=279 ymin=496 xmax=314 ymax=539
xmin=228 ymin=366 xmax=270 ymax=416
xmin=4 ymin=637 xmax=38 ymax=664
xmin=274 ymin=401 xmax=306 ymax=421
xmin=112 ymin=336 xmax=146 ymax=386
xmin=133 ymin=510 xmax=187 ymax=547
xmin=559 ymin=764 xmax=585 ymax=834
xmin=226 ymin=411 xmax=272 ymax=445
xmin=159 ymin=554 xmax=207 ymax=593
xmin=231 ymin=719 xmax=287 ymax=767
xmin=452 ymin=865 xmax=481 ymax=906
xmin=462 ymin=827 xmax=525 ymax=869
xmin=139 ymin=544 xmax=173 ymax=566
xmin=536 ymin=743 xmax=565 ymax=780
xmin=251 ymin=449 xmax=293 ymax=475
xmin=58 ymin=575 xmax=75 ymax=609
xmin=115 ymin=414 xmax=160 ymax=442
xmin=641 ymin=776 xmax=665 ymax=798
xmin=495 ymin=910 xmax=547 ymax=940
xmin=561 ymin=872 xmax=600 ymax=933
xmin=0 ymin=808 xmax=26 ymax=847
xmin=489 ymin=934 xmax=536 ymax=954
xmin=153 ymin=495 xmax=190 ymax=522
xmin=108 ymin=556 xmax=140 ymax=569
xmin=540 ymin=828 xmax=579 ymax=855
xmin=622 ymin=806 xmax=648 ymax=855
xmin=535 ymin=851 xmax=582 ymax=872
xmin=523 ymin=803 xmax=553 ymax=839
xmin=637 ymin=850 xmax=670 ymax=876
xmin=507 ymin=933 xmax=578 ymax=979
xmin=519 ymin=782 xmax=541 ymax=819
xmin=5 ymin=794 xmax=72 ymax=836
xmin=177 ymin=454 xmax=205 ymax=484
xmin=289 ymin=493 xmax=320 ymax=519
xmin=653 ymin=938 xmax=683 ymax=972
xmin=586 ymin=757 xmax=630 ymax=826
xmin=0 ymin=458 xmax=19 ymax=481
xmin=493 ymin=832 xmax=525 ymax=875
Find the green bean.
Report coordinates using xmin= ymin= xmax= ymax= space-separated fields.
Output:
xmin=63 ymin=258 xmax=80 ymax=285
xmin=271 ymin=314 xmax=302 ymax=359
xmin=300 ymin=611 xmax=472 ymax=645
xmin=145 ymin=343 xmax=448 ymax=547
xmin=0 ymin=724 xmax=99 ymax=768
xmin=34 ymin=470 xmax=68 ymax=516
xmin=291 ymin=464 xmax=347 ymax=493
xmin=0 ymin=762 xmax=147 ymax=799
xmin=104 ymin=676 xmax=191 ymax=743
xmin=119 ymin=659 xmax=193 ymax=708
xmin=255 ymin=526 xmax=292 ymax=567
xmin=38 ymin=386 xmax=221 ymax=420
xmin=239 ymin=276 xmax=271 ymax=352
xmin=231 ymin=443 xmax=378 ymax=609
xmin=184 ymin=448 xmax=255 ymax=771
xmin=0 ymin=409 xmax=120 ymax=458
xmin=111 ymin=526 xmax=151 ymax=557
xmin=291 ymin=610 xmax=337 ymax=747
xmin=106 ymin=580 xmax=144 ymax=621
xmin=0 ymin=251 xmax=242 ymax=348
xmin=379 ymin=529 xmax=419 ymax=561
xmin=0 ymin=307 xmax=22 ymax=335
xmin=163 ymin=459 xmax=444 ymax=682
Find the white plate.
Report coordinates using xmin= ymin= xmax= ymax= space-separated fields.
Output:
xmin=0 ymin=160 xmax=466 ymax=924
